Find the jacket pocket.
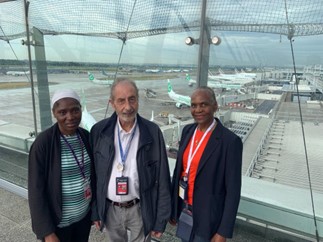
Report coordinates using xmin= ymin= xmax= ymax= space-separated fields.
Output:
xmin=141 ymin=160 xmax=158 ymax=192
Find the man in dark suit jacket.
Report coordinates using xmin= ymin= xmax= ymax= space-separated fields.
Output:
xmin=171 ymin=86 xmax=243 ymax=242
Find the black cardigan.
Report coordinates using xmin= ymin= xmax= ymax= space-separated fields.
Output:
xmin=28 ymin=123 xmax=95 ymax=239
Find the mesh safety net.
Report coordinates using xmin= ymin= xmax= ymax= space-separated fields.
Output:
xmin=1 ymin=0 xmax=323 ymax=41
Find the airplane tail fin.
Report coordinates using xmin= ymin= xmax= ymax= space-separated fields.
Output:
xmin=88 ymin=72 xmax=95 ymax=82
xmin=80 ymin=88 xmax=96 ymax=132
xmin=167 ymin=79 xmax=172 ymax=93
xmin=186 ymin=73 xmax=195 ymax=87
xmin=185 ymin=73 xmax=191 ymax=81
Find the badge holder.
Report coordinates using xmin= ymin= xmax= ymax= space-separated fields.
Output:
xmin=176 ymin=207 xmax=193 ymax=241
xmin=116 ymin=176 xmax=129 ymax=195
xmin=179 ymin=179 xmax=188 ymax=200
xmin=84 ymin=178 xmax=92 ymax=200
xmin=176 ymin=177 xmax=193 ymax=240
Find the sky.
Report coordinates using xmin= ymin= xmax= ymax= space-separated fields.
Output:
xmin=1 ymin=31 xmax=323 ymax=68
xmin=1 ymin=0 xmax=323 ymax=67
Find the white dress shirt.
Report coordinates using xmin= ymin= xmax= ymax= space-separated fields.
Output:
xmin=107 ymin=118 xmax=140 ymax=202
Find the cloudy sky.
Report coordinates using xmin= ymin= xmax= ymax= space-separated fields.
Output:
xmin=1 ymin=31 xmax=322 ymax=68
xmin=1 ymin=0 xmax=323 ymax=67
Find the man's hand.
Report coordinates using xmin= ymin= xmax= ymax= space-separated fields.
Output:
xmin=151 ymin=231 xmax=163 ymax=238
xmin=44 ymin=233 xmax=60 ymax=242
xmin=169 ymin=219 xmax=177 ymax=226
xmin=211 ymin=233 xmax=226 ymax=242
xmin=93 ymin=220 xmax=101 ymax=230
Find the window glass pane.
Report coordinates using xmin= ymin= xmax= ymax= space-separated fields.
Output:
xmin=0 ymin=1 xmax=322 ymax=241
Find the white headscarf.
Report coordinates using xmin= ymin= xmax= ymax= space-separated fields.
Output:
xmin=51 ymin=89 xmax=80 ymax=108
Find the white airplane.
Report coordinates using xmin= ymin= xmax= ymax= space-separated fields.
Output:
xmin=221 ymin=68 xmax=257 ymax=81
xmin=6 ymin=70 xmax=30 ymax=76
xmin=187 ymin=73 xmax=213 ymax=87
xmin=211 ymin=82 xmax=242 ymax=90
xmin=81 ymin=106 xmax=97 ymax=132
xmin=167 ymin=80 xmax=191 ymax=108
xmin=102 ymin=70 xmax=121 ymax=78
xmin=186 ymin=73 xmax=241 ymax=90
xmin=186 ymin=73 xmax=196 ymax=87
xmin=145 ymin=69 xmax=160 ymax=73
xmin=88 ymin=72 xmax=114 ymax=86
xmin=101 ymin=70 xmax=112 ymax=76
xmin=208 ymin=72 xmax=236 ymax=82
xmin=235 ymin=68 xmax=257 ymax=79
xmin=80 ymin=90 xmax=97 ymax=132
xmin=209 ymin=69 xmax=254 ymax=83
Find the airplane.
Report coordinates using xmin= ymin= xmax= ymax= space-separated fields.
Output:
xmin=186 ymin=73 xmax=196 ymax=87
xmin=102 ymin=70 xmax=107 ymax=76
xmin=221 ymin=68 xmax=257 ymax=81
xmin=80 ymin=89 xmax=97 ymax=132
xmin=145 ymin=69 xmax=160 ymax=73
xmin=6 ymin=70 xmax=30 ymax=76
xmin=81 ymin=105 xmax=97 ymax=132
xmin=234 ymin=68 xmax=257 ymax=79
xmin=186 ymin=73 xmax=242 ymax=90
xmin=167 ymin=80 xmax=191 ymax=108
xmin=88 ymin=72 xmax=114 ymax=86
xmin=171 ymin=69 xmax=181 ymax=73
xmin=210 ymin=82 xmax=242 ymax=90
xmin=186 ymin=73 xmax=214 ymax=87
xmin=208 ymin=71 xmax=238 ymax=82
xmin=101 ymin=70 xmax=115 ymax=79
xmin=208 ymin=69 xmax=254 ymax=83
xmin=102 ymin=70 xmax=109 ymax=76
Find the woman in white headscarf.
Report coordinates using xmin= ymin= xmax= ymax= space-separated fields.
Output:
xmin=28 ymin=89 xmax=95 ymax=242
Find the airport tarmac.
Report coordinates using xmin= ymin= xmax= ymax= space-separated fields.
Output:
xmin=0 ymin=72 xmax=193 ymax=132
xmin=0 ymin=72 xmax=194 ymax=188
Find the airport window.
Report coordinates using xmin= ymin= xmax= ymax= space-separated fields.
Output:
xmin=1 ymin=1 xmax=323 ymax=241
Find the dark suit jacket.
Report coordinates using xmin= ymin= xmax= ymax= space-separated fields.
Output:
xmin=171 ymin=118 xmax=242 ymax=239
xmin=90 ymin=112 xmax=171 ymax=236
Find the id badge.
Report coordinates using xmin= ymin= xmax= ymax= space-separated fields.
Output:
xmin=179 ymin=179 xmax=188 ymax=200
xmin=84 ymin=179 xmax=92 ymax=200
xmin=116 ymin=176 xmax=128 ymax=195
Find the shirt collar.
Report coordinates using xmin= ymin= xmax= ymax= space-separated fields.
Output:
xmin=117 ymin=117 xmax=137 ymax=134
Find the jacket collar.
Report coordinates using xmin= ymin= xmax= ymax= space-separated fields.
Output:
xmin=178 ymin=118 xmax=224 ymax=175
xmin=196 ymin=118 xmax=223 ymax=174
